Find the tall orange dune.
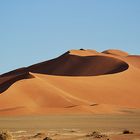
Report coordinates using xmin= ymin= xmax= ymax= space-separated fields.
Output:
xmin=0 ymin=49 xmax=140 ymax=115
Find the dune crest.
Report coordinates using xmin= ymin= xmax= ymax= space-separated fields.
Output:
xmin=102 ymin=49 xmax=129 ymax=56
xmin=0 ymin=71 xmax=33 ymax=93
xmin=69 ymin=49 xmax=99 ymax=56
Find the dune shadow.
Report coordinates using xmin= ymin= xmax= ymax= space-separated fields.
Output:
xmin=28 ymin=55 xmax=129 ymax=76
xmin=0 ymin=72 xmax=34 ymax=94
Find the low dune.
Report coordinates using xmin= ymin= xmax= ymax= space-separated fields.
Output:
xmin=0 ymin=49 xmax=140 ymax=115
xmin=102 ymin=49 xmax=129 ymax=56
xmin=125 ymin=55 xmax=140 ymax=69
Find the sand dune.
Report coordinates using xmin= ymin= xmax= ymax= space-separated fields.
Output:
xmin=102 ymin=49 xmax=129 ymax=56
xmin=0 ymin=49 xmax=140 ymax=115
xmin=125 ymin=55 xmax=140 ymax=69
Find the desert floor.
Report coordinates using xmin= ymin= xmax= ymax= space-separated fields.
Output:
xmin=0 ymin=113 xmax=140 ymax=140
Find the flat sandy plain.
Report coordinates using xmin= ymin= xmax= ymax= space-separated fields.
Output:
xmin=1 ymin=113 xmax=140 ymax=140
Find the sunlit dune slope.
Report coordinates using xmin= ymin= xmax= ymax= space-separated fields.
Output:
xmin=102 ymin=49 xmax=129 ymax=56
xmin=125 ymin=55 xmax=140 ymax=69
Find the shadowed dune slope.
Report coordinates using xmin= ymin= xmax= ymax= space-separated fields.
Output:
xmin=0 ymin=68 xmax=27 ymax=77
xmin=0 ymin=49 xmax=140 ymax=115
xmin=0 ymin=72 xmax=33 ymax=93
xmin=28 ymin=55 xmax=129 ymax=76
xmin=28 ymin=54 xmax=129 ymax=76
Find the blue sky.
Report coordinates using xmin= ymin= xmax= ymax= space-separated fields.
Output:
xmin=0 ymin=0 xmax=140 ymax=74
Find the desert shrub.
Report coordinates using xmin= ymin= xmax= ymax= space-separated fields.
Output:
xmin=69 ymin=130 xmax=76 ymax=133
xmin=86 ymin=131 xmax=107 ymax=138
xmin=30 ymin=132 xmax=52 ymax=140
xmin=43 ymin=137 xmax=52 ymax=140
xmin=123 ymin=129 xmax=133 ymax=134
xmin=79 ymin=48 xmax=85 ymax=50
xmin=32 ymin=132 xmax=46 ymax=138
xmin=0 ymin=131 xmax=12 ymax=140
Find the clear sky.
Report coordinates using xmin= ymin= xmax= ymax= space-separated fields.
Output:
xmin=0 ymin=0 xmax=140 ymax=74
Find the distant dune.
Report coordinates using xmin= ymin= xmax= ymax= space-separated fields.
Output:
xmin=102 ymin=49 xmax=129 ymax=56
xmin=0 ymin=49 xmax=140 ymax=115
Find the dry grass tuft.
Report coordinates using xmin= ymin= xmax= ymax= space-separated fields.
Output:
xmin=86 ymin=131 xmax=107 ymax=138
xmin=43 ymin=137 xmax=53 ymax=140
xmin=0 ymin=131 xmax=12 ymax=140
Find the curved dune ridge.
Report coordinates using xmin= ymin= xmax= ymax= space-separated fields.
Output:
xmin=0 ymin=49 xmax=140 ymax=115
xmin=28 ymin=52 xmax=129 ymax=76
xmin=0 ymin=71 xmax=33 ymax=93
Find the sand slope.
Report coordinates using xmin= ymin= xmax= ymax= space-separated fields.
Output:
xmin=0 ymin=49 xmax=140 ymax=115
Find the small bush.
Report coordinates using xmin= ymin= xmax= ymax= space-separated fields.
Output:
xmin=123 ymin=129 xmax=133 ymax=134
xmin=86 ymin=131 xmax=107 ymax=138
xmin=43 ymin=137 xmax=52 ymax=140
xmin=0 ymin=131 xmax=12 ymax=140
xmin=33 ymin=132 xmax=46 ymax=138
xmin=79 ymin=48 xmax=85 ymax=50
